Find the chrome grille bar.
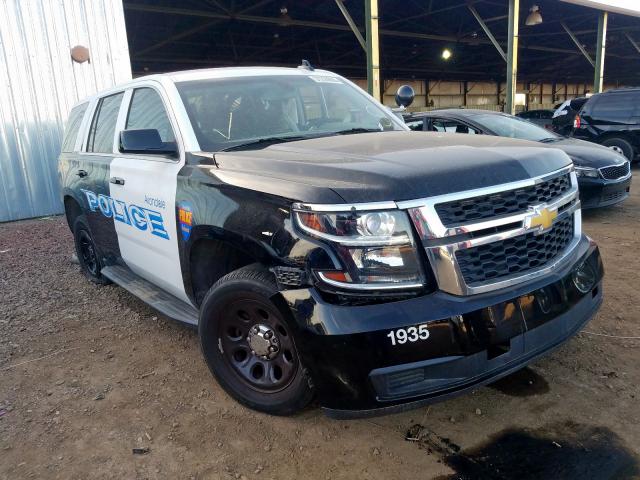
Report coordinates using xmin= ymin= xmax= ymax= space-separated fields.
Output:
xmin=398 ymin=165 xmax=582 ymax=296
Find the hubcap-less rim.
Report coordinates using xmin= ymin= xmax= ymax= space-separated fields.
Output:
xmin=609 ymin=145 xmax=624 ymax=156
xmin=219 ymin=298 xmax=298 ymax=392
xmin=79 ymin=230 xmax=98 ymax=276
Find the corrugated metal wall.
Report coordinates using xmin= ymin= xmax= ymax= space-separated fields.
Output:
xmin=0 ymin=0 xmax=131 ymax=222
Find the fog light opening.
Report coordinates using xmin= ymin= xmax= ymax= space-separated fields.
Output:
xmin=572 ymin=261 xmax=596 ymax=294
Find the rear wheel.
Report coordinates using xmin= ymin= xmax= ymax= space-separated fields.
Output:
xmin=199 ymin=265 xmax=313 ymax=415
xmin=73 ymin=216 xmax=111 ymax=285
xmin=601 ymin=137 xmax=635 ymax=162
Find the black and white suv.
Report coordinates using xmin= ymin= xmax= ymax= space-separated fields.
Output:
xmin=58 ymin=66 xmax=603 ymax=418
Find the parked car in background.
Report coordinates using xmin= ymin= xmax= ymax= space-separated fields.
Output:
xmin=572 ymin=88 xmax=640 ymax=162
xmin=552 ymin=97 xmax=588 ymax=136
xmin=403 ymin=109 xmax=632 ymax=208
xmin=516 ymin=109 xmax=554 ymax=130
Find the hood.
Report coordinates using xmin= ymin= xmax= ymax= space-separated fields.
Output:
xmin=211 ymin=131 xmax=572 ymax=204
xmin=548 ymin=137 xmax=628 ymax=169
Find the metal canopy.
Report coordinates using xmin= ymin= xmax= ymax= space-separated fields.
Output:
xmin=123 ymin=0 xmax=640 ymax=85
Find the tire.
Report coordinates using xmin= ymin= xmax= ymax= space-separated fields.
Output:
xmin=198 ymin=264 xmax=314 ymax=415
xmin=601 ymin=137 xmax=635 ymax=162
xmin=73 ymin=216 xmax=111 ymax=285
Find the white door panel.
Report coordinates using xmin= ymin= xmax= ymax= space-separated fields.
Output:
xmin=109 ymin=157 xmax=190 ymax=304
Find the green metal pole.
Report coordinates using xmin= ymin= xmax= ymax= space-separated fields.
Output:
xmin=505 ymin=0 xmax=519 ymax=114
xmin=594 ymin=11 xmax=608 ymax=94
xmin=365 ymin=0 xmax=381 ymax=101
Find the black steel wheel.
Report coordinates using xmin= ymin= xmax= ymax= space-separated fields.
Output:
xmin=73 ymin=216 xmax=110 ymax=284
xmin=199 ymin=264 xmax=313 ymax=415
xmin=219 ymin=297 xmax=298 ymax=392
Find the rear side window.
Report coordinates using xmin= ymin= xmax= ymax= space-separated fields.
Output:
xmin=125 ymin=88 xmax=175 ymax=143
xmin=589 ymin=93 xmax=636 ymax=122
xmin=86 ymin=92 xmax=124 ymax=153
xmin=61 ymin=103 xmax=88 ymax=152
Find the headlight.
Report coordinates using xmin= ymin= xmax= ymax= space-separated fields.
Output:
xmin=294 ymin=208 xmax=425 ymax=290
xmin=574 ymin=166 xmax=600 ymax=178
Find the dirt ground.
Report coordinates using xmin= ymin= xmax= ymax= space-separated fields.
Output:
xmin=1 ymin=167 xmax=639 ymax=480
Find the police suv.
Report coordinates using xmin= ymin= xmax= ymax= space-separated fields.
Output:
xmin=59 ymin=66 xmax=603 ymax=418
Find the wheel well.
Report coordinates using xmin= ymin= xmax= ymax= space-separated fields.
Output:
xmin=189 ymin=239 xmax=259 ymax=306
xmin=64 ymin=196 xmax=83 ymax=231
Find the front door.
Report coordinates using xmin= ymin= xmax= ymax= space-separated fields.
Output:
xmin=109 ymin=86 xmax=190 ymax=304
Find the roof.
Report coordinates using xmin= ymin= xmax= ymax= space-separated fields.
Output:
xmin=75 ymin=66 xmax=343 ymax=103
xmin=408 ymin=108 xmax=506 ymax=118
xmin=123 ymin=0 xmax=640 ymax=84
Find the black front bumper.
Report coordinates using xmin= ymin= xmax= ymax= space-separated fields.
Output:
xmin=280 ymin=237 xmax=603 ymax=418
xmin=579 ymin=175 xmax=632 ymax=209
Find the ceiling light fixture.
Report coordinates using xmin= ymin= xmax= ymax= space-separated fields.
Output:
xmin=525 ymin=5 xmax=543 ymax=25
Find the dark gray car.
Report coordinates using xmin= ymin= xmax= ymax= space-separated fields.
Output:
xmin=403 ymin=109 xmax=632 ymax=209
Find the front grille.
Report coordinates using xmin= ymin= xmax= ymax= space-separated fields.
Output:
xmin=602 ymin=190 xmax=626 ymax=203
xmin=455 ymin=215 xmax=574 ymax=286
xmin=435 ymin=173 xmax=571 ymax=226
xmin=600 ymin=163 xmax=630 ymax=180
xmin=272 ymin=266 xmax=306 ymax=287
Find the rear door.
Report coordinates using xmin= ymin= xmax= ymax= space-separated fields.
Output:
xmin=78 ymin=92 xmax=125 ymax=264
xmin=108 ymin=84 xmax=190 ymax=303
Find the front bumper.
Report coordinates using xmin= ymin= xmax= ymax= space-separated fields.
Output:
xmin=579 ymin=174 xmax=632 ymax=209
xmin=279 ymin=236 xmax=603 ymax=418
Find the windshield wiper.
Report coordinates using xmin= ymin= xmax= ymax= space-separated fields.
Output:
xmin=333 ymin=127 xmax=382 ymax=135
xmin=220 ymin=135 xmax=307 ymax=152
xmin=539 ymin=137 xmax=561 ymax=143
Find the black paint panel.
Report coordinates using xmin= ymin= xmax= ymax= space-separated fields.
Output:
xmin=59 ymin=152 xmax=120 ymax=264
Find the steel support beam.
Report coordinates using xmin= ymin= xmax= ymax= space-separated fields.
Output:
xmin=594 ymin=11 xmax=607 ymax=94
xmin=125 ymin=3 xmax=627 ymax=58
xmin=561 ymin=22 xmax=594 ymax=67
xmin=365 ymin=0 xmax=381 ymax=101
xmin=334 ymin=0 xmax=366 ymax=51
xmin=505 ymin=0 xmax=519 ymax=114
xmin=625 ymin=32 xmax=640 ymax=54
xmin=136 ymin=20 xmax=219 ymax=56
xmin=468 ymin=5 xmax=507 ymax=62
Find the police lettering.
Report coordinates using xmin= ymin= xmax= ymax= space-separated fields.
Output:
xmin=81 ymin=190 xmax=169 ymax=240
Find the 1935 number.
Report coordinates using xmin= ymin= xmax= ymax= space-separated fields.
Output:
xmin=386 ymin=325 xmax=430 ymax=346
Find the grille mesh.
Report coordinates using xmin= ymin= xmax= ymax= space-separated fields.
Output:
xmin=602 ymin=190 xmax=626 ymax=203
xmin=600 ymin=163 xmax=630 ymax=180
xmin=435 ymin=173 xmax=571 ymax=226
xmin=455 ymin=215 xmax=574 ymax=286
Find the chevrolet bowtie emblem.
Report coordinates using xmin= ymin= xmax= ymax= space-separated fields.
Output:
xmin=526 ymin=206 xmax=558 ymax=232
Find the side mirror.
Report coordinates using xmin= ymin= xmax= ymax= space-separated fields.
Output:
xmin=119 ymin=129 xmax=178 ymax=157
xmin=395 ymin=85 xmax=415 ymax=108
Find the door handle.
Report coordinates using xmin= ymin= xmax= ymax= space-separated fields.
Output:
xmin=77 ymin=169 xmax=88 ymax=178
xmin=109 ymin=177 xmax=125 ymax=186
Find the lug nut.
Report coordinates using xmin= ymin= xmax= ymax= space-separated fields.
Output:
xmin=264 ymin=331 xmax=272 ymax=339
xmin=268 ymin=345 xmax=278 ymax=353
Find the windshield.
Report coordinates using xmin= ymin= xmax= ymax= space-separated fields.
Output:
xmin=176 ymin=74 xmax=405 ymax=151
xmin=474 ymin=113 xmax=558 ymax=142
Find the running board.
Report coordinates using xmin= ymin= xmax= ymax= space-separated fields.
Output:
xmin=102 ymin=265 xmax=199 ymax=326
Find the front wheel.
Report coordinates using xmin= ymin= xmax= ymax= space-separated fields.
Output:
xmin=198 ymin=265 xmax=314 ymax=415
